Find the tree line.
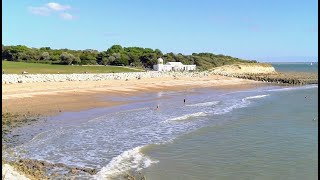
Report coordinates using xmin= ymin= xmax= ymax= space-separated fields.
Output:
xmin=2 ymin=44 xmax=257 ymax=70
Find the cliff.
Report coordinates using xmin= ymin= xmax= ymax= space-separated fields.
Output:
xmin=210 ymin=63 xmax=277 ymax=75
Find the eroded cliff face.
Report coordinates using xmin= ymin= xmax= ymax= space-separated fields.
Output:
xmin=210 ymin=63 xmax=277 ymax=75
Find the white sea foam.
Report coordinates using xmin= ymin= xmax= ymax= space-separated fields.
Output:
xmin=186 ymin=101 xmax=220 ymax=107
xmin=213 ymin=94 xmax=269 ymax=115
xmin=168 ymin=112 xmax=207 ymax=121
xmin=17 ymin=127 xmax=68 ymax=148
xmin=244 ymin=94 xmax=270 ymax=100
xmin=88 ymin=107 xmax=150 ymax=123
xmin=214 ymin=94 xmax=269 ymax=114
xmin=213 ymin=101 xmax=249 ymax=115
xmin=94 ymin=146 xmax=158 ymax=180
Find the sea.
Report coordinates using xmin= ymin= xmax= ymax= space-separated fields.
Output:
xmin=272 ymin=62 xmax=318 ymax=73
xmin=5 ymin=62 xmax=318 ymax=179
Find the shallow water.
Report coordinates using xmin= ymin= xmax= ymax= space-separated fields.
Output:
xmin=6 ymin=83 xmax=318 ymax=179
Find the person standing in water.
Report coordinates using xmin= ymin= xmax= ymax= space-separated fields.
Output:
xmin=184 ymin=99 xmax=186 ymax=104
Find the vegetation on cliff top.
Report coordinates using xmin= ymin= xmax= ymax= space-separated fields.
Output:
xmin=2 ymin=44 xmax=257 ymax=71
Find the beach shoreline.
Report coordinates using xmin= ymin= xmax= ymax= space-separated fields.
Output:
xmin=2 ymin=74 xmax=265 ymax=179
xmin=2 ymin=74 xmax=263 ymax=116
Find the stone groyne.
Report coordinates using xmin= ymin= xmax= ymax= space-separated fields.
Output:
xmin=211 ymin=72 xmax=318 ymax=85
xmin=2 ymin=71 xmax=210 ymax=84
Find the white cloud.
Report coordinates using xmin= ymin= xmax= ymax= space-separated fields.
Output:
xmin=28 ymin=2 xmax=75 ymax=20
xmin=28 ymin=6 xmax=51 ymax=16
xmin=59 ymin=12 xmax=74 ymax=20
xmin=46 ymin=2 xmax=71 ymax=11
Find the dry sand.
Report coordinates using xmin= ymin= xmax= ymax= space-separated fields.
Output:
xmin=2 ymin=75 xmax=261 ymax=115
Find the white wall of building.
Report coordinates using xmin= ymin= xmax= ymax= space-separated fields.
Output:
xmin=153 ymin=64 xmax=196 ymax=72
xmin=153 ymin=58 xmax=196 ymax=72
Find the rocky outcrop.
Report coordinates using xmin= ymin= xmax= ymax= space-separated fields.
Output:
xmin=5 ymin=158 xmax=97 ymax=179
xmin=2 ymin=164 xmax=30 ymax=180
xmin=221 ymin=73 xmax=318 ymax=85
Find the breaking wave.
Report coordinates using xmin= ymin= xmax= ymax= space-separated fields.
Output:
xmin=186 ymin=101 xmax=220 ymax=107
xmin=244 ymin=94 xmax=270 ymax=100
xmin=167 ymin=112 xmax=207 ymax=121
xmin=94 ymin=146 xmax=158 ymax=180
xmin=266 ymin=85 xmax=318 ymax=92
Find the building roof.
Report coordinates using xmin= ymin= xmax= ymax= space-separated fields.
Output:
xmin=166 ymin=62 xmax=184 ymax=66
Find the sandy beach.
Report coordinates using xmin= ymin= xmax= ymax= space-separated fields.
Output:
xmin=2 ymin=74 xmax=261 ymax=115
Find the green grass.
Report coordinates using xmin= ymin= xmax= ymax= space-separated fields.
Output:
xmin=2 ymin=61 xmax=143 ymax=74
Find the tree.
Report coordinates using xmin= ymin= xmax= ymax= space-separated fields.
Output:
xmin=79 ymin=52 xmax=97 ymax=65
xmin=73 ymin=56 xmax=81 ymax=64
xmin=40 ymin=52 xmax=50 ymax=61
xmin=40 ymin=47 xmax=51 ymax=51
xmin=109 ymin=53 xmax=122 ymax=65
xmin=107 ymin=55 xmax=116 ymax=65
xmin=2 ymin=48 xmax=13 ymax=61
xmin=17 ymin=50 xmax=39 ymax=62
xmin=2 ymin=45 xmax=31 ymax=61
xmin=97 ymin=51 xmax=107 ymax=65
xmin=106 ymin=45 xmax=123 ymax=54
xmin=119 ymin=53 xmax=130 ymax=66
xmin=60 ymin=52 xmax=77 ymax=65
xmin=141 ymin=53 xmax=157 ymax=68
xmin=50 ymin=55 xmax=60 ymax=62
xmin=2 ymin=44 xmax=257 ymax=69
xmin=154 ymin=49 xmax=163 ymax=57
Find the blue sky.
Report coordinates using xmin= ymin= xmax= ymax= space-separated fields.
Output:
xmin=3 ymin=0 xmax=318 ymax=62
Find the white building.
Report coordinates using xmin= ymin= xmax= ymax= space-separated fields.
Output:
xmin=153 ymin=58 xmax=196 ymax=72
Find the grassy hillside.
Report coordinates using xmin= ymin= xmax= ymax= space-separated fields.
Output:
xmin=2 ymin=61 xmax=142 ymax=74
